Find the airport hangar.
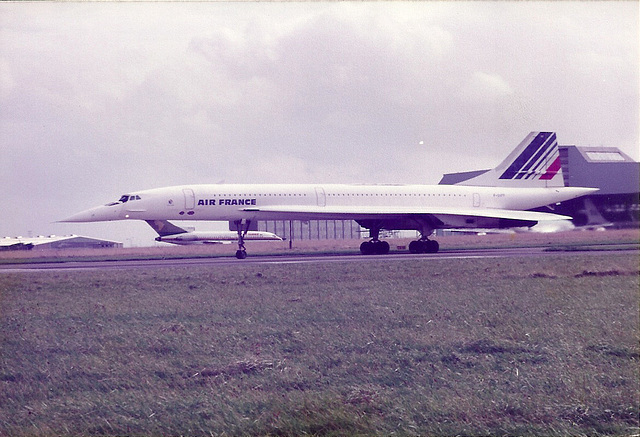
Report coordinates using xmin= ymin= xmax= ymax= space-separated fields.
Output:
xmin=0 ymin=235 xmax=123 ymax=251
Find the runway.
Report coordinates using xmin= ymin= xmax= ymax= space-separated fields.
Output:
xmin=1 ymin=246 xmax=637 ymax=272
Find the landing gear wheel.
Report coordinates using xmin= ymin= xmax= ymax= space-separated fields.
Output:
xmin=360 ymin=240 xmax=390 ymax=255
xmin=409 ymin=239 xmax=439 ymax=254
xmin=409 ymin=240 xmax=422 ymax=254
xmin=379 ymin=241 xmax=390 ymax=254
xmin=426 ymin=240 xmax=439 ymax=253
xmin=360 ymin=241 xmax=373 ymax=255
xmin=235 ymin=249 xmax=247 ymax=260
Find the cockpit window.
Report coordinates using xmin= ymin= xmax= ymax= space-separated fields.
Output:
xmin=105 ymin=194 xmax=141 ymax=206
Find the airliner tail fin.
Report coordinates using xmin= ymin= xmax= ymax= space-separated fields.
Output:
xmin=458 ymin=132 xmax=564 ymax=187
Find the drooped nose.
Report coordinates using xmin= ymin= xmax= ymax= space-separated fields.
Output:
xmin=60 ymin=204 xmax=122 ymax=222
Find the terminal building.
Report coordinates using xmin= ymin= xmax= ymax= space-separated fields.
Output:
xmin=440 ymin=145 xmax=639 ymax=228
xmin=251 ymin=219 xmax=363 ymax=241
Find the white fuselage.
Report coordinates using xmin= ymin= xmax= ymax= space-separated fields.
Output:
xmin=64 ymin=183 xmax=594 ymax=227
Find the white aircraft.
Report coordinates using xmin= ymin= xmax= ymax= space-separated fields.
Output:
xmin=146 ymin=220 xmax=282 ymax=245
xmin=62 ymin=132 xmax=597 ymax=259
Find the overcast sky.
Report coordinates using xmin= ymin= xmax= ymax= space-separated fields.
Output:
xmin=1 ymin=1 xmax=638 ymax=246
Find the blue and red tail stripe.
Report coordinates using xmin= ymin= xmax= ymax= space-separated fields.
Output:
xmin=539 ymin=156 xmax=562 ymax=180
xmin=499 ymin=132 xmax=559 ymax=180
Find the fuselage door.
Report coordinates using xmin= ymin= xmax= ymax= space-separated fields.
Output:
xmin=473 ymin=193 xmax=481 ymax=207
xmin=183 ymin=188 xmax=196 ymax=210
xmin=315 ymin=187 xmax=326 ymax=207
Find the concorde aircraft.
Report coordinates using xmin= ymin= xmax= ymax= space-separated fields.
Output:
xmin=146 ymin=219 xmax=282 ymax=245
xmin=62 ymin=132 xmax=597 ymax=259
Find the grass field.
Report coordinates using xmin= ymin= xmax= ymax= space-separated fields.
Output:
xmin=0 ymin=251 xmax=638 ymax=436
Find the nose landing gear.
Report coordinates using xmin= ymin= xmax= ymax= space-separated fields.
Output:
xmin=234 ymin=219 xmax=251 ymax=259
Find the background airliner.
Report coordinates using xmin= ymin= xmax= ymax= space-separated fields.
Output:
xmin=146 ymin=220 xmax=281 ymax=245
xmin=63 ymin=132 xmax=597 ymax=258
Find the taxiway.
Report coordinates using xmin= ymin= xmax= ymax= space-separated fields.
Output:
xmin=0 ymin=246 xmax=636 ymax=272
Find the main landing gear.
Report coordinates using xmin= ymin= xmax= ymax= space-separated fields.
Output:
xmin=234 ymin=219 xmax=251 ymax=259
xmin=408 ymin=223 xmax=439 ymax=253
xmin=359 ymin=226 xmax=390 ymax=255
xmin=358 ymin=221 xmax=440 ymax=255
xmin=360 ymin=240 xmax=390 ymax=255
xmin=408 ymin=239 xmax=439 ymax=254
xmin=359 ymin=237 xmax=439 ymax=255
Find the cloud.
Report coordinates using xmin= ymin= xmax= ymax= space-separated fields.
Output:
xmin=0 ymin=1 xmax=637 ymax=243
xmin=460 ymin=71 xmax=514 ymax=101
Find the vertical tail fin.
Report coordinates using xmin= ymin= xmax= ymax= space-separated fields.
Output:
xmin=458 ymin=132 xmax=564 ymax=187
